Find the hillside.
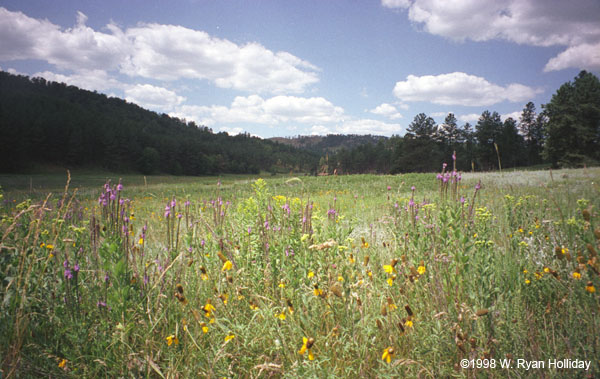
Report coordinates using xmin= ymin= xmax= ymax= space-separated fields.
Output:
xmin=0 ymin=71 xmax=319 ymax=175
xmin=270 ymin=134 xmax=388 ymax=155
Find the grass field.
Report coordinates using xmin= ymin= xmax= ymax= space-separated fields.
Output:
xmin=1 ymin=167 xmax=599 ymax=377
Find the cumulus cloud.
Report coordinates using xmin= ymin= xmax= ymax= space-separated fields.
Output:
xmin=311 ymin=119 xmax=404 ymax=136
xmin=31 ymin=69 xmax=125 ymax=92
xmin=0 ymin=7 xmax=319 ymax=94
xmin=124 ymin=84 xmax=186 ymax=112
xmin=457 ymin=113 xmax=481 ymax=123
xmin=382 ymin=0 xmax=600 ymax=71
xmin=393 ymin=72 xmax=542 ymax=106
xmin=544 ymin=42 xmax=600 ymax=72
xmin=170 ymin=95 xmax=345 ymax=127
xmin=370 ymin=103 xmax=403 ymax=119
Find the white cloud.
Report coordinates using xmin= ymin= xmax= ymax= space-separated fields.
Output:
xmin=31 ymin=69 xmax=124 ymax=92
xmin=311 ymin=119 xmax=404 ymax=136
xmin=544 ymin=42 xmax=600 ymax=72
xmin=393 ymin=72 xmax=541 ymax=106
xmin=170 ymin=95 xmax=345 ymax=127
xmin=370 ymin=103 xmax=403 ymax=119
xmin=124 ymin=84 xmax=186 ymax=112
xmin=0 ymin=7 xmax=319 ymax=94
xmin=501 ymin=111 xmax=521 ymax=122
xmin=382 ymin=0 xmax=600 ymax=72
xmin=457 ymin=113 xmax=481 ymax=123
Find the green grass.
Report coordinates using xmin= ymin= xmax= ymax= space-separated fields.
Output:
xmin=1 ymin=168 xmax=599 ymax=377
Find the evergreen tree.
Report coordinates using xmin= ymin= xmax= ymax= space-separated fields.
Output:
xmin=543 ymin=70 xmax=600 ymax=167
xmin=475 ymin=111 xmax=503 ymax=170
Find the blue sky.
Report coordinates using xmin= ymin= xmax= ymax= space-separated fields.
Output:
xmin=1 ymin=0 xmax=599 ymax=137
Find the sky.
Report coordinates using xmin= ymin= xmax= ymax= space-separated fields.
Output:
xmin=1 ymin=0 xmax=599 ymax=138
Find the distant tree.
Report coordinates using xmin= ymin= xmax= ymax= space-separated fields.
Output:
xmin=543 ymin=70 xmax=600 ymax=167
xmin=518 ymin=102 xmax=545 ymax=165
xmin=498 ymin=117 xmax=526 ymax=168
xmin=475 ymin=110 xmax=503 ymax=170
xmin=407 ymin=113 xmax=437 ymax=139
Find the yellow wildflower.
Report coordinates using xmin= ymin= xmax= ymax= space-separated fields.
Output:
xmin=222 ymin=260 xmax=233 ymax=271
xmin=417 ymin=265 xmax=426 ymax=275
xmin=58 ymin=358 xmax=67 ymax=368
xmin=166 ymin=335 xmax=179 ymax=346
xmin=382 ymin=347 xmax=395 ymax=363
xmin=586 ymin=281 xmax=595 ymax=293
xmin=200 ymin=322 xmax=209 ymax=334
xmin=572 ymin=272 xmax=582 ymax=280
xmin=307 ymin=271 xmax=314 ymax=278
xmin=337 ymin=276 xmax=344 ymax=282
xmin=298 ymin=337 xmax=315 ymax=360
xmin=276 ymin=312 xmax=286 ymax=320
xmin=224 ymin=334 xmax=235 ymax=342
xmin=138 ymin=237 xmax=144 ymax=245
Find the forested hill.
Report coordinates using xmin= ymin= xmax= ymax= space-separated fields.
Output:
xmin=0 ymin=71 xmax=319 ymax=175
xmin=270 ymin=134 xmax=387 ymax=155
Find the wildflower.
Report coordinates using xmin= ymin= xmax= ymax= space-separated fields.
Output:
xmin=278 ymin=281 xmax=286 ymax=288
xmin=572 ymin=271 xmax=582 ymax=280
xmin=348 ymin=253 xmax=355 ymax=264
xmin=404 ymin=318 xmax=414 ymax=328
xmin=219 ymin=293 xmax=228 ymax=305
xmin=417 ymin=265 xmax=426 ymax=275
xmin=525 ymin=279 xmax=531 ymax=284
xmin=276 ymin=312 xmax=286 ymax=320
xmin=200 ymin=266 xmax=208 ymax=281
xmin=382 ymin=347 xmax=395 ymax=363
xmin=337 ymin=276 xmax=344 ymax=282
xmin=307 ymin=271 xmax=315 ymax=278
xmin=138 ymin=237 xmax=144 ymax=245
xmin=200 ymin=322 xmax=209 ymax=333
xmin=203 ymin=300 xmax=216 ymax=317
xmin=534 ymin=272 xmax=543 ymax=280
xmin=298 ymin=337 xmax=315 ymax=360
xmin=58 ymin=358 xmax=67 ymax=368
xmin=383 ymin=259 xmax=398 ymax=274
xmin=249 ymin=301 xmax=259 ymax=310
xmin=166 ymin=335 xmax=179 ymax=346
xmin=387 ymin=274 xmax=396 ymax=286
xmin=313 ymin=284 xmax=323 ymax=297
xmin=287 ymin=299 xmax=294 ymax=314
xmin=387 ymin=297 xmax=398 ymax=311
xmin=222 ymin=260 xmax=233 ymax=271
xmin=224 ymin=334 xmax=235 ymax=342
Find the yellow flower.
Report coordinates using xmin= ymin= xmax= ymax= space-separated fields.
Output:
xmin=298 ymin=337 xmax=315 ymax=360
xmin=200 ymin=322 xmax=209 ymax=333
xmin=534 ymin=272 xmax=543 ymax=279
xmin=572 ymin=272 xmax=582 ymax=280
xmin=313 ymin=284 xmax=323 ymax=297
xmin=307 ymin=271 xmax=314 ymax=278
xmin=405 ymin=319 xmax=413 ymax=328
xmin=249 ymin=302 xmax=259 ymax=310
xmin=417 ymin=265 xmax=426 ymax=275
xmin=383 ymin=265 xmax=395 ymax=274
xmin=138 ymin=237 xmax=144 ymax=245
xmin=203 ymin=301 xmax=216 ymax=317
xmin=222 ymin=260 xmax=233 ymax=271
xmin=276 ymin=312 xmax=286 ymax=320
xmin=586 ymin=282 xmax=595 ymax=293
xmin=58 ymin=358 xmax=67 ymax=368
xmin=523 ymin=269 xmax=528 ymax=274
xmin=543 ymin=267 xmax=550 ymax=273
xmin=166 ymin=334 xmax=179 ymax=346
xmin=387 ymin=276 xmax=395 ymax=286
xmin=46 ymin=244 xmax=54 ymax=250
xmin=525 ymin=279 xmax=531 ymax=284
xmin=278 ymin=281 xmax=286 ymax=288
xmin=200 ymin=266 xmax=208 ymax=281
xmin=337 ymin=276 xmax=344 ymax=282
xmin=224 ymin=334 xmax=235 ymax=342
xmin=382 ymin=347 xmax=395 ymax=363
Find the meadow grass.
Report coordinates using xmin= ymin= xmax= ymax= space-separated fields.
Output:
xmin=1 ymin=167 xmax=599 ymax=378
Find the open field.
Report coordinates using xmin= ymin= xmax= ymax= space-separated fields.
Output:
xmin=1 ymin=167 xmax=599 ymax=377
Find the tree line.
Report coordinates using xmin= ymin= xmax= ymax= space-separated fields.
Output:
xmin=0 ymin=71 xmax=319 ymax=175
xmin=327 ymin=70 xmax=600 ymax=174
xmin=0 ymin=70 xmax=598 ymax=175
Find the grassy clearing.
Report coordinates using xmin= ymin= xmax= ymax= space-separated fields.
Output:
xmin=1 ymin=168 xmax=599 ymax=377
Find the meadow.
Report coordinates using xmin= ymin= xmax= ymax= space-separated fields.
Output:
xmin=1 ymin=166 xmax=599 ymax=378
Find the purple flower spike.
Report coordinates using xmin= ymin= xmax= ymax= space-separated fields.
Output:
xmin=74 ymin=263 xmax=80 ymax=272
